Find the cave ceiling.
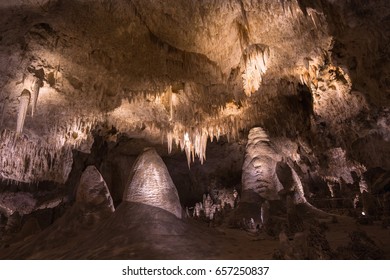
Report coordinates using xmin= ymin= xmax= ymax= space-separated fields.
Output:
xmin=0 ymin=0 xmax=389 ymax=184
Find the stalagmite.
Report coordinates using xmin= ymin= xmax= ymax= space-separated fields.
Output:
xmin=31 ymin=78 xmax=43 ymax=117
xmin=194 ymin=202 xmax=201 ymax=217
xmin=123 ymin=148 xmax=182 ymax=219
xmin=203 ymin=194 xmax=213 ymax=219
xmin=76 ymin=165 xmax=115 ymax=214
xmin=241 ymin=127 xmax=284 ymax=200
xmin=16 ymin=89 xmax=31 ymax=134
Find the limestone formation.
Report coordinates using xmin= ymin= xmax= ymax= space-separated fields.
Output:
xmin=276 ymin=160 xmax=307 ymax=205
xmin=242 ymin=127 xmax=284 ymax=201
xmin=193 ymin=203 xmax=202 ymax=218
xmin=260 ymin=200 xmax=270 ymax=228
xmin=123 ymin=148 xmax=182 ymax=219
xmin=0 ymin=0 xmax=389 ymax=261
xmin=203 ymin=194 xmax=213 ymax=219
xmin=76 ymin=165 xmax=115 ymax=213
xmin=242 ymin=45 xmax=270 ymax=96
xmin=242 ymin=127 xmax=307 ymax=204
xmin=0 ymin=0 xmax=387 ymax=187
xmin=30 ymin=77 xmax=43 ymax=117
xmin=16 ymin=89 xmax=31 ymax=134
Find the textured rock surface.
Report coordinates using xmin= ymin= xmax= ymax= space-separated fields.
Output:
xmin=242 ymin=127 xmax=283 ymax=200
xmin=0 ymin=201 xmax=266 ymax=259
xmin=0 ymin=165 xmax=114 ymax=253
xmin=242 ymin=127 xmax=307 ymax=204
xmin=0 ymin=0 xmax=388 ymax=184
xmin=123 ymin=148 xmax=182 ymax=219
xmin=0 ymin=192 xmax=36 ymax=216
xmin=76 ymin=165 xmax=114 ymax=213
xmin=0 ymin=0 xmax=389 ymax=260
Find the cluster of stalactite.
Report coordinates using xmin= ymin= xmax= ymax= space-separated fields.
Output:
xmin=0 ymin=129 xmax=73 ymax=183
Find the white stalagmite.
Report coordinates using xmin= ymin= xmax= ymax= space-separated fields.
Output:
xmin=123 ymin=148 xmax=182 ymax=219
xmin=203 ymin=194 xmax=213 ymax=218
xmin=16 ymin=89 xmax=31 ymax=134
xmin=241 ymin=127 xmax=284 ymax=200
xmin=31 ymin=78 xmax=42 ymax=117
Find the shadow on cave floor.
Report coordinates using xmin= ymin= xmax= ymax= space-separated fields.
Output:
xmin=1 ymin=202 xmax=390 ymax=260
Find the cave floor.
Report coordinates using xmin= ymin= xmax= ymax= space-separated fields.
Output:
xmin=325 ymin=216 xmax=390 ymax=259
xmin=1 ymin=203 xmax=389 ymax=259
xmin=188 ymin=215 xmax=390 ymax=259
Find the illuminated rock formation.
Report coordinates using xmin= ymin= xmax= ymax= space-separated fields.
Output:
xmin=0 ymin=0 xmax=389 ymax=260
xmin=16 ymin=89 xmax=31 ymax=134
xmin=242 ymin=127 xmax=284 ymax=201
xmin=242 ymin=127 xmax=308 ymax=205
xmin=242 ymin=45 xmax=270 ymax=96
xmin=123 ymin=148 xmax=182 ymax=219
xmin=30 ymin=77 xmax=43 ymax=118
xmin=76 ymin=165 xmax=115 ymax=218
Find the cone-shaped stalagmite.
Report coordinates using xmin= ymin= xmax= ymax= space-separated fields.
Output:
xmin=123 ymin=148 xmax=182 ymax=219
xmin=76 ymin=165 xmax=115 ymax=214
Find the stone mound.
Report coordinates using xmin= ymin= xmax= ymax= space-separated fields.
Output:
xmin=123 ymin=148 xmax=182 ymax=219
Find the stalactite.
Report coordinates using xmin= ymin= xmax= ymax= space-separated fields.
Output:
xmin=0 ymin=129 xmax=73 ymax=183
xmin=30 ymin=78 xmax=43 ymax=117
xmin=16 ymin=89 xmax=31 ymax=134
xmin=167 ymin=132 xmax=173 ymax=154
xmin=167 ymin=85 xmax=173 ymax=121
xmin=184 ymin=132 xmax=191 ymax=168
xmin=242 ymin=44 xmax=270 ymax=96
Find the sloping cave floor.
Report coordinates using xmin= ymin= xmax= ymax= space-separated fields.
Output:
xmin=0 ymin=201 xmax=389 ymax=260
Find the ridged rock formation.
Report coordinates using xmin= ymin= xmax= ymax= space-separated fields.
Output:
xmin=123 ymin=148 xmax=182 ymax=219
xmin=242 ymin=127 xmax=284 ymax=201
xmin=0 ymin=0 xmax=389 ymax=260
xmin=76 ymin=165 xmax=115 ymax=217
xmin=275 ymin=161 xmax=307 ymax=204
xmin=242 ymin=127 xmax=307 ymax=204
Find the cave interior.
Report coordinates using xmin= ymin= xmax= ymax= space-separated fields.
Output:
xmin=0 ymin=0 xmax=389 ymax=259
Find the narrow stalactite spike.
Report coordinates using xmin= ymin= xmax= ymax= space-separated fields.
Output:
xmin=167 ymin=132 xmax=173 ymax=154
xmin=31 ymin=78 xmax=42 ymax=117
xmin=16 ymin=89 xmax=31 ymax=135
xmin=185 ymin=145 xmax=191 ymax=168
